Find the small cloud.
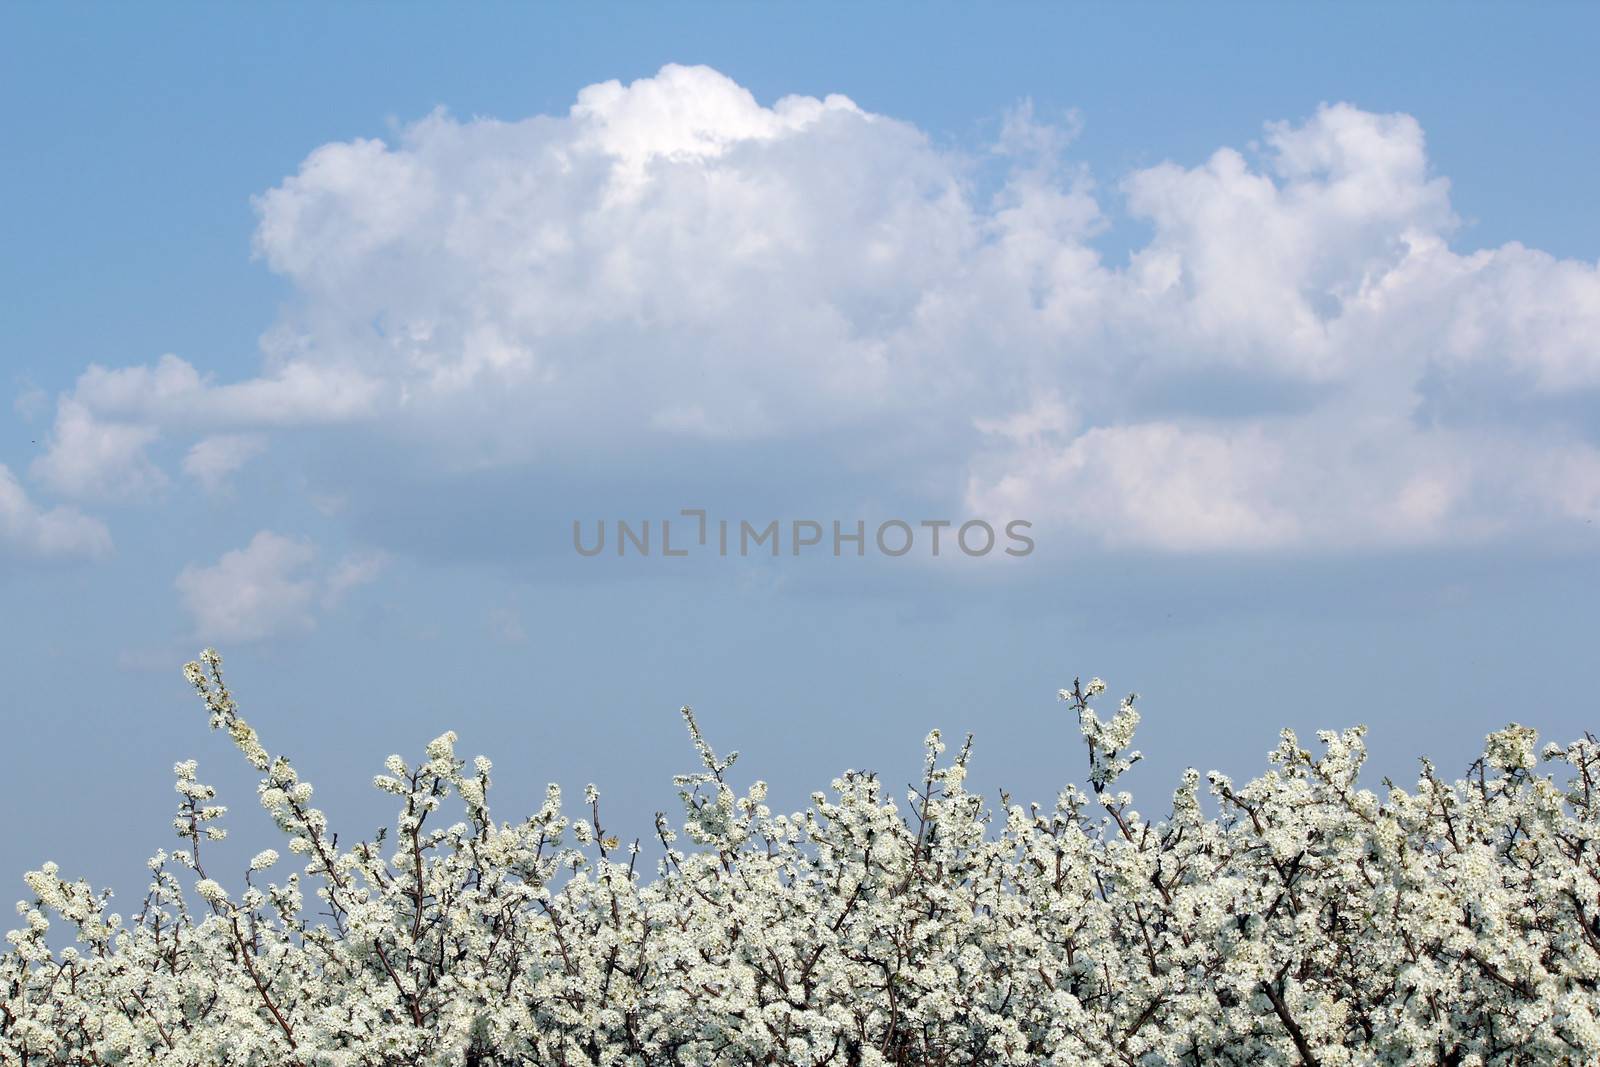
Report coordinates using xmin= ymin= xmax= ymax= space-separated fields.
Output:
xmin=309 ymin=492 xmax=348 ymax=517
xmin=486 ymin=606 xmax=527 ymax=645
xmin=994 ymin=98 xmax=1083 ymax=162
xmin=182 ymin=434 xmax=267 ymax=493
xmin=0 ymin=463 xmax=113 ymax=560
xmin=27 ymin=353 xmax=382 ymax=505
xmin=323 ymin=550 xmax=389 ymax=609
xmin=71 ymin=353 xmax=381 ymax=427
xmin=176 ymin=532 xmax=317 ymax=643
xmin=176 ymin=532 xmax=388 ymax=643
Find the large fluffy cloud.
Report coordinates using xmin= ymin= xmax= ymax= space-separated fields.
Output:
xmin=32 ymin=64 xmax=1600 ymax=553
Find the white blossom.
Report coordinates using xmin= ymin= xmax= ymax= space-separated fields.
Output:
xmin=4 ymin=656 xmax=1600 ymax=1066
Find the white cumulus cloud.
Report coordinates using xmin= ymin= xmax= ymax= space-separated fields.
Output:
xmin=36 ymin=66 xmax=1600 ymax=554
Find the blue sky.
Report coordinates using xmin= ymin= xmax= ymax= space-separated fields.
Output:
xmin=5 ymin=4 xmax=1600 ymax=894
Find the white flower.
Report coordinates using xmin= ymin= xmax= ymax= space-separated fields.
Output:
xmin=193 ymin=879 xmax=228 ymax=905
xmin=425 ymin=731 xmax=457 ymax=761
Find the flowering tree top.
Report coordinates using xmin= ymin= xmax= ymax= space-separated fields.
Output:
xmin=4 ymin=650 xmax=1599 ymax=1065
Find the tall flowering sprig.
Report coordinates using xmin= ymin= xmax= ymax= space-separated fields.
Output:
xmin=1063 ymin=676 xmax=1142 ymax=796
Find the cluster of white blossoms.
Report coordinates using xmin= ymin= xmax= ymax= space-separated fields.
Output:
xmin=5 ymin=654 xmax=1600 ymax=1065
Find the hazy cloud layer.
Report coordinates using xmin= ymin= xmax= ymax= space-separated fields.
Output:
xmin=27 ymin=64 xmax=1600 ymax=565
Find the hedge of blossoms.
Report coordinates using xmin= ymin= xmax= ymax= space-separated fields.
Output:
xmin=5 ymin=654 xmax=1600 ymax=1065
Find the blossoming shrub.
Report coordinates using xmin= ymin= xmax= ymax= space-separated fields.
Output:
xmin=5 ymin=653 xmax=1600 ymax=1066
